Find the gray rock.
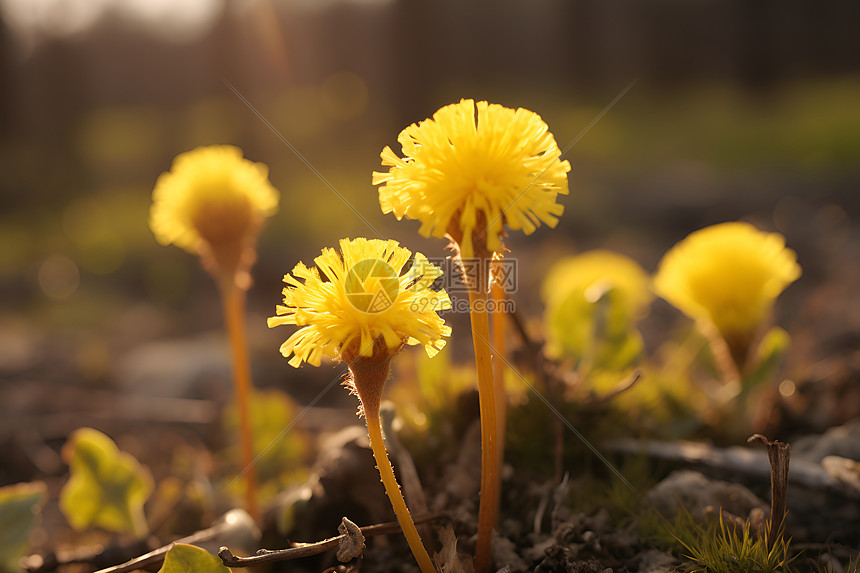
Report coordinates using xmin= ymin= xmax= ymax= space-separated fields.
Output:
xmin=636 ymin=549 xmax=679 ymax=573
xmin=114 ymin=332 xmax=230 ymax=398
xmin=645 ymin=470 xmax=767 ymax=520
xmin=491 ymin=535 xmax=528 ymax=573
xmin=821 ymin=456 xmax=860 ymax=495
xmin=793 ymin=419 xmax=860 ymax=463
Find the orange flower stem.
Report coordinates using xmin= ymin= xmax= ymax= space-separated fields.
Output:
xmin=699 ymin=320 xmax=741 ymax=386
xmin=490 ymin=266 xmax=507 ymax=474
xmin=362 ymin=398 xmax=437 ymax=573
xmin=469 ymin=283 xmax=498 ymax=573
xmin=220 ymin=282 xmax=259 ymax=522
xmin=350 ymin=357 xmax=436 ymax=573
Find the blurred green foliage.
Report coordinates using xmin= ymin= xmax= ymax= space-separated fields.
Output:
xmin=390 ymin=345 xmax=476 ymax=432
xmin=0 ymin=482 xmax=46 ymax=573
xmin=559 ymin=79 xmax=860 ymax=172
xmin=59 ymin=428 xmax=153 ymax=538
xmin=542 ymin=250 xmax=653 ymax=373
xmin=744 ymin=327 xmax=791 ymax=392
xmin=566 ymin=456 xmax=654 ymax=523
xmin=4 ymin=79 xmax=860 ymax=322
xmin=221 ymin=388 xmax=309 ymax=505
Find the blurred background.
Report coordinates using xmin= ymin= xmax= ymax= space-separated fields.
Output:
xmin=1 ymin=0 xmax=859 ymax=480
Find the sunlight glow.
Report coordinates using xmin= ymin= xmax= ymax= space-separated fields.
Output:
xmin=114 ymin=0 xmax=223 ymax=42
xmin=0 ymin=0 xmax=111 ymax=38
xmin=0 ymin=0 xmax=223 ymax=46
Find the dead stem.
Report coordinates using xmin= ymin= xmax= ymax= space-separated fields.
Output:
xmin=748 ymin=433 xmax=791 ymax=549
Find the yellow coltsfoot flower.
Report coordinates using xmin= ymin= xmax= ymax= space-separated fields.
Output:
xmin=543 ymin=250 xmax=653 ymax=369
xmin=654 ymin=221 xmax=801 ymax=366
xmin=373 ymin=99 xmax=570 ymax=258
xmin=374 ymin=99 xmax=569 ymax=572
xmin=268 ymin=237 xmax=451 ymax=368
xmin=149 ymin=145 xmax=278 ymax=284
xmin=269 ymin=238 xmax=450 ymax=573
xmin=543 ymin=250 xmax=653 ymax=318
xmin=149 ymin=145 xmax=279 ymax=521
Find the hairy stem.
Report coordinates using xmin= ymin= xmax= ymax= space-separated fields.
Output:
xmin=360 ymin=394 xmax=436 ymax=573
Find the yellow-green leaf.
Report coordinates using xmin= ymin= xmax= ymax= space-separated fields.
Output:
xmin=157 ymin=544 xmax=231 ymax=573
xmin=742 ymin=326 xmax=792 ymax=391
xmin=542 ymin=250 xmax=652 ymax=372
xmin=0 ymin=481 xmax=46 ymax=573
xmin=59 ymin=428 xmax=153 ymax=538
xmin=222 ymin=389 xmax=308 ymax=503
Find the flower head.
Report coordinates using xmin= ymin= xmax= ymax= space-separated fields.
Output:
xmin=149 ymin=145 xmax=278 ymax=275
xmin=268 ymin=238 xmax=451 ymax=367
xmin=542 ymin=250 xmax=653 ymax=367
xmin=543 ymin=250 xmax=653 ymax=318
xmin=653 ymin=222 xmax=801 ymax=338
xmin=373 ymin=99 xmax=570 ymax=258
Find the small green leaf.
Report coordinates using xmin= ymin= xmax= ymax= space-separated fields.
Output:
xmin=157 ymin=544 xmax=231 ymax=573
xmin=547 ymin=285 xmax=645 ymax=372
xmin=0 ymin=481 xmax=47 ymax=573
xmin=60 ymin=428 xmax=153 ymax=538
xmin=222 ymin=389 xmax=308 ymax=502
xmin=742 ymin=327 xmax=791 ymax=392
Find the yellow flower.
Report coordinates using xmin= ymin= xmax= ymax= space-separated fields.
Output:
xmin=543 ymin=250 xmax=653 ymax=318
xmin=653 ymin=222 xmax=801 ymax=338
xmin=149 ymin=145 xmax=278 ymax=257
xmin=268 ymin=238 xmax=451 ymax=367
xmin=373 ymin=99 xmax=570 ymax=258
xmin=542 ymin=250 xmax=653 ymax=367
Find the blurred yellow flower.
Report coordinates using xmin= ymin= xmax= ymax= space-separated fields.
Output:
xmin=268 ymin=238 xmax=451 ymax=367
xmin=373 ymin=99 xmax=570 ymax=258
xmin=149 ymin=145 xmax=278 ymax=262
xmin=653 ymin=222 xmax=801 ymax=339
xmin=543 ymin=250 xmax=653 ymax=316
xmin=542 ymin=250 xmax=653 ymax=368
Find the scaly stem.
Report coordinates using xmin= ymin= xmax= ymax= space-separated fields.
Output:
xmin=361 ymin=397 xmax=436 ymax=573
xmin=220 ymin=283 xmax=259 ymax=522
xmin=469 ymin=284 xmax=498 ymax=573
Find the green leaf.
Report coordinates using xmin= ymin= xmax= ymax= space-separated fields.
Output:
xmin=547 ymin=285 xmax=645 ymax=372
xmin=59 ymin=427 xmax=153 ymax=538
xmin=157 ymin=544 xmax=231 ymax=573
xmin=222 ymin=388 xmax=308 ymax=503
xmin=738 ymin=327 xmax=791 ymax=397
xmin=0 ymin=481 xmax=46 ymax=573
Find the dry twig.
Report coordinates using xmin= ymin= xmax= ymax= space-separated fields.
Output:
xmin=219 ymin=512 xmax=448 ymax=568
